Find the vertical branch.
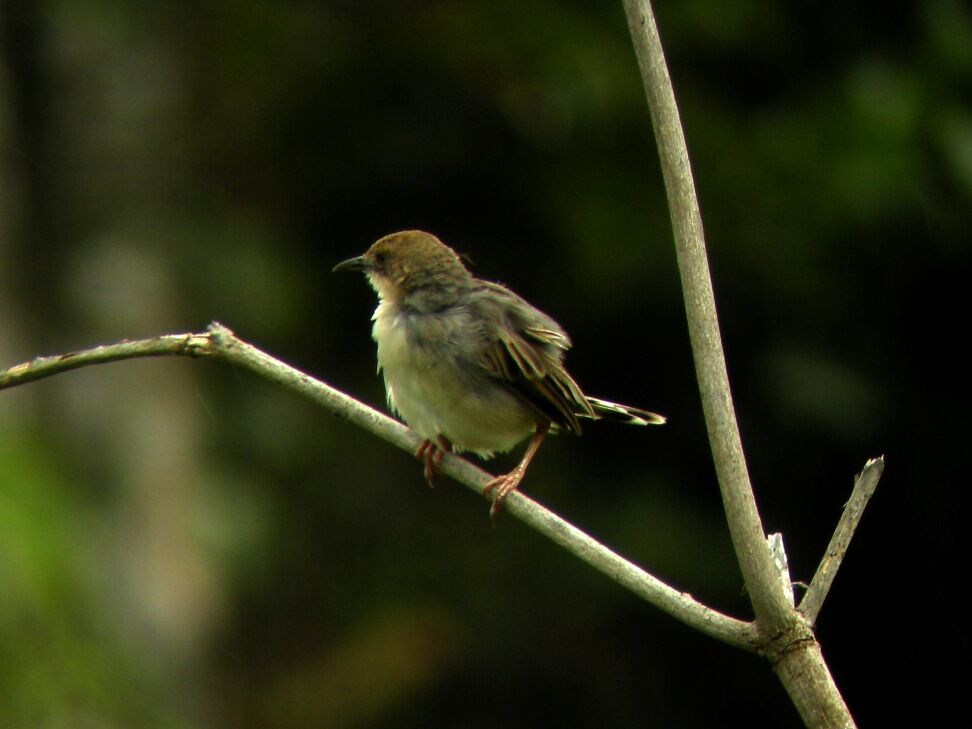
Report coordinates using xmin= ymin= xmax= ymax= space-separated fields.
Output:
xmin=620 ymin=0 xmax=791 ymax=629
xmin=621 ymin=2 xmax=858 ymax=725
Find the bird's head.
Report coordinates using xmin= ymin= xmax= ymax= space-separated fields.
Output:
xmin=334 ymin=230 xmax=472 ymax=308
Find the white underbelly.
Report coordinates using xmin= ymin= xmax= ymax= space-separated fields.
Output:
xmin=374 ymin=306 xmax=535 ymax=456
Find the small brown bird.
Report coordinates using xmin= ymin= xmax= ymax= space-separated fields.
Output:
xmin=334 ymin=230 xmax=665 ymax=518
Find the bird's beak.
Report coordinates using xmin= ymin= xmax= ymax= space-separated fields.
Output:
xmin=332 ymin=255 xmax=368 ymax=273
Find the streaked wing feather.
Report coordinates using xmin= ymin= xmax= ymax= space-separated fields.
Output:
xmin=506 ymin=336 xmax=545 ymax=379
xmin=523 ymin=326 xmax=570 ymax=350
xmin=478 ymin=329 xmax=588 ymax=434
xmin=472 ymin=280 xmax=593 ymax=433
xmin=529 ymin=375 xmax=582 ymax=432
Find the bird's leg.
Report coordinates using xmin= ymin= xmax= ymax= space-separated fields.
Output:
xmin=415 ymin=439 xmax=434 ymax=485
xmin=483 ymin=422 xmax=550 ymax=520
xmin=433 ymin=435 xmax=451 ymax=469
xmin=415 ymin=435 xmax=451 ymax=487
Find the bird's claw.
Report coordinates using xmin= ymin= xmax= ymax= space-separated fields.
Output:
xmin=483 ymin=469 xmax=526 ymax=522
xmin=415 ymin=436 xmax=451 ymax=487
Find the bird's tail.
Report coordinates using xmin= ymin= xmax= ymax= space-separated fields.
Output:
xmin=586 ymin=397 xmax=666 ymax=426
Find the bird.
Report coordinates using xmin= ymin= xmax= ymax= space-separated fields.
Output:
xmin=333 ymin=230 xmax=665 ymax=519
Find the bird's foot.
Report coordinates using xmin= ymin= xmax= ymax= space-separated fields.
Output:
xmin=481 ymin=424 xmax=549 ymax=522
xmin=482 ymin=468 xmax=526 ymax=522
xmin=414 ymin=436 xmax=451 ymax=487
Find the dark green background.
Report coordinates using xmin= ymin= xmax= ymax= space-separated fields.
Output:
xmin=1 ymin=0 xmax=968 ymax=726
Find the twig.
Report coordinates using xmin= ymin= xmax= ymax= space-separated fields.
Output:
xmin=799 ymin=457 xmax=885 ymax=625
xmin=0 ymin=333 xmax=214 ymax=388
xmin=0 ymin=322 xmax=759 ymax=651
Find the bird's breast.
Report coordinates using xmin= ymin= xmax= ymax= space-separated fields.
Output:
xmin=371 ymin=303 xmax=535 ymax=456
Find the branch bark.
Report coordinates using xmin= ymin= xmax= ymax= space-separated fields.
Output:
xmin=621 ymin=0 xmax=859 ymax=726
xmin=0 ymin=322 xmax=759 ymax=652
xmin=621 ymin=0 xmax=790 ymax=635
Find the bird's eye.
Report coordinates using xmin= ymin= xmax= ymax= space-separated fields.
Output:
xmin=373 ymin=251 xmax=387 ymax=267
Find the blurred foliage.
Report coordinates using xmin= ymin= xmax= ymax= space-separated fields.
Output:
xmin=1 ymin=0 xmax=969 ymax=726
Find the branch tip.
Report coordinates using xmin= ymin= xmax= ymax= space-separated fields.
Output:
xmin=799 ymin=456 xmax=885 ymax=624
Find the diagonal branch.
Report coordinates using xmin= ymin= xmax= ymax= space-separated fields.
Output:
xmin=0 ymin=322 xmax=759 ymax=651
xmin=799 ymin=457 xmax=885 ymax=625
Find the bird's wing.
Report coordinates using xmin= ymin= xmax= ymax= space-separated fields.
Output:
xmin=473 ymin=282 xmax=594 ymax=434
